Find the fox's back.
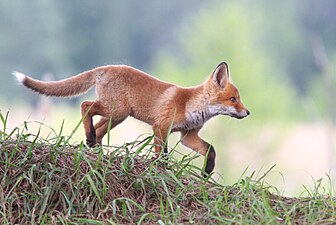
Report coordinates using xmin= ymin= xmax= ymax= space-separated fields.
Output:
xmin=95 ymin=65 xmax=174 ymax=124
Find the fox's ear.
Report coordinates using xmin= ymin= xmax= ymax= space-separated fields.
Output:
xmin=212 ymin=62 xmax=230 ymax=88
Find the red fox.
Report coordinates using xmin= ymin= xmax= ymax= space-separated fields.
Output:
xmin=14 ymin=62 xmax=249 ymax=176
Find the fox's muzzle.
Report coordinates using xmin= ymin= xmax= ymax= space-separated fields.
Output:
xmin=232 ymin=109 xmax=250 ymax=119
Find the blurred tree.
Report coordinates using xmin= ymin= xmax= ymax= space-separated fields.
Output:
xmin=257 ymin=0 xmax=336 ymax=94
xmin=0 ymin=1 xmax=70 ymax=101
xmin=0 ymin=0 xmax=204 ymax=102
xmin=0 ymin=1 xmax=68 ymax=72
xmin=152 ymin=1 xmax=300 ymax=122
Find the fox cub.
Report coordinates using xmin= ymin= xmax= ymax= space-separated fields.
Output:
xmin=14 ymin=62 xmax=249 ymax=176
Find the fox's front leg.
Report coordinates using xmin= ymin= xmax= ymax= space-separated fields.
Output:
xmin=180 ymin=130 xmax=216 ymax=177
xmin=152 ymin=125 xmax=169 ymax=157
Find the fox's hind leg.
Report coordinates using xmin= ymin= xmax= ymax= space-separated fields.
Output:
xmin=81 ymin=101 xmax=109 ymax=147
xmin=94 ymin=117 xmax=109 ymax=145
xmin=94 ymin=117 xmax=125 ymax=145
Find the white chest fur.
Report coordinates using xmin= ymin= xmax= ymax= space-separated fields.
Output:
xmin=173 ymin=104 xmax=225 ymax=131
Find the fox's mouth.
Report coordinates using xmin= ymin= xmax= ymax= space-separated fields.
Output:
xmin=230 ymin=114 xmax=245 ymax=119
xmin=228 ymin=111 xmax=250 ymax=119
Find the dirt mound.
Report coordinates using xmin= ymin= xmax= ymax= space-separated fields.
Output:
xmin=1 ymin=140 xmax=335 ymax=224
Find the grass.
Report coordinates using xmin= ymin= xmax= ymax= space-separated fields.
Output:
xmin=0 ymin=111 xmax=336 ymax=224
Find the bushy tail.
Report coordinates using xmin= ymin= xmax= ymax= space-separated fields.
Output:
xmin=13 ymin=69 xmax=98 ymax=97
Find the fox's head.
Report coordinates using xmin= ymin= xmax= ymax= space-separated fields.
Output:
xmin=205 ymin=62 xmax=250 ymax=119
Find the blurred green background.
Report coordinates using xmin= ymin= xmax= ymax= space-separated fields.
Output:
xmin=1 ymin=0 xmax=335 ymax=196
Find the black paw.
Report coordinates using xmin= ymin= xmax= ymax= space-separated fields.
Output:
xmin=86 ymin=138 xmax=96 ymax=148
xmin=161 ymin=146 xmax=169 ymax=166
xmin=163 ymin=145 xmax=168 ymax=154
xmin=86 ymin=124 xmax=96 ymax=147
xmin=202 ymin=145 xmax=216 ymax=178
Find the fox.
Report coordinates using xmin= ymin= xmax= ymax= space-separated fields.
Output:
xmin=13 ymin=62 xmax=250 ymax=176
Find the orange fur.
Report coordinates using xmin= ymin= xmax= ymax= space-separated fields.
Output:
xmin=14 ymin=62 xmax=250 ymax=176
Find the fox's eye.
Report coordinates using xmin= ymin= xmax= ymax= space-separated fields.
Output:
xmin=230 ymin=97 xmax=236 ymax=103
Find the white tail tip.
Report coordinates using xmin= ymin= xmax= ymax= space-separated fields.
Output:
xmin=12 ymin=71 xmax=26 ymax=83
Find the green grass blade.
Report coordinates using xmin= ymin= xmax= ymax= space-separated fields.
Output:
xmin=85 ymin=174 xmax=103 ymax=205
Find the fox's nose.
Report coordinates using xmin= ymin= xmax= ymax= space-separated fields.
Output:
xmin=246 ymin=110 xmax=250 ymax=116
